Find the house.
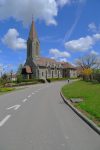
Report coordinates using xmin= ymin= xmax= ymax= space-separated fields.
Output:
xmin=7 ymin=73 xmax=17 ymax=81
xmin=22 ymin=20 xmax=77 ymax=79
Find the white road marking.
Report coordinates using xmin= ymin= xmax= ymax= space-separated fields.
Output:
xmin=35 ymin=91 xmax=39 ymax=93
xmin=7 ymin=105 xmax=21 ymax=110
xmin=32 ymin=92 xmax=35 ymax=95
xmin=0 ymin=115 xmax=11 ymax=127
xmin=28 ymin=95 xmax=31 ymax=98
xmin=22 ymin=98 xmax=27 ymax=102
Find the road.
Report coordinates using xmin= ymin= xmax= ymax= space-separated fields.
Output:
xmin=0 ymin=81 xmax=100 ymax=150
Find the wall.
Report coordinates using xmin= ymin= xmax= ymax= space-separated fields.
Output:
xmin=38 ymin=67 xmax=63 ymax=79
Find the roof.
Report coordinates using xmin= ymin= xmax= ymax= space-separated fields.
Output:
xmin=35 ymin=57 xmax=60 ymax=67
xmin=61 ymin=62 xmax=76 ymax=69
xmin=29 ymin=20 xmax=37 ymax=41
xmin=22 ymin=66 xmax=32 ymax=74
xmin=35 ymin=57 xmax=75 ymax=69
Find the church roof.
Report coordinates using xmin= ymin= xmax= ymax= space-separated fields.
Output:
xmin=61 ymin=62 xmax=76 ymax=69
xmin=35 ymin=57 xmax=75 ymax=69
xmin=22 ymin=65 xmax=32 ymax=74
xmin=35 ymin=57 xmax=59 ymax=67
xmin=29 ymin=20 xmax=37 ymax=40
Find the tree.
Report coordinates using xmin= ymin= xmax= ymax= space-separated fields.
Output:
xmin=76 ymin=54 xmax=99 ymax=81
xmin=17 ymin=64 xmax=23 ymax=75
xmin=76 ymin=54 xmax=98 ymax=69
xmin=17 ymin=74 xmax=23 ymax=83
xmin=82 ymin=68 xmax=93 ymax=81
xmin=1 ymin=73 xmax=8 ymax=86
xmin=82 ymin=68 xmax=93 ymax=76
xmin=2 ymin=73 xmax=8 ymax=80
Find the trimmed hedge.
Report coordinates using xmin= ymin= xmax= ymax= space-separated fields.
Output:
xmin=38 ymin=79 xmax=45 ymax=83
xmin=46 ymin=78 xmax=67 ymax=82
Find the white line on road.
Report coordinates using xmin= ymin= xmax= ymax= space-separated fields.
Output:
xmin=0 ymin=115 xmax=11 ymax=127
xmin=22 ymin=98 xmax=27 ymax=102
xmin=35 ymin=91 xmax=39 ymax=93
xmin=7 ymin=105 xmax=21 ymax=110
xmin=28 ymin=95 xmax=31 ymax=98
xmin=32 ymin=92 xmax=35 ymax=95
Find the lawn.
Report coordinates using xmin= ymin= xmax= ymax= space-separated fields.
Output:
xmin=62 ymin=80 xmax=100 ymax=126
xmin=0 ymin=87 xmax=15 ymax=94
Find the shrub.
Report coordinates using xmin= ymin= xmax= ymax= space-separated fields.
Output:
xmin=17 ymin=75 xmax=23 ymax=83
xmin=47 ymin=78 xmax=67 ymax=82
xmin=0 ymin=74 xmax=9 ymax=87
xmin=38 ymin=79 xmax=45 ymax=83
xmin=46 ymin=78 xmax=51 ymax=83
xmin=21 ymin=79 xmax=37 ymax=82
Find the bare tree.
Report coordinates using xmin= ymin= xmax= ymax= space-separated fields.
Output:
xmin=76 ymin=54 xmax=100 ymax=81
xmin=76 ymin=54 xmax=99 ymax=69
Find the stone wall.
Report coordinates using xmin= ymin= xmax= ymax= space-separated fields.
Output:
xmin=37 ymin=67 xmax=63 ymax=79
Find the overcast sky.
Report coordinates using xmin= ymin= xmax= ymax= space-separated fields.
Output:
xmin=0 ymin=0 xmax=100 ymax=72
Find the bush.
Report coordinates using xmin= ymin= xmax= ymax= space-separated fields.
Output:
xmin=47 ymin=78 xmax=67 ymax=82
xmin=0 ymin=74 xmax=8 ymax=86
xmin=17 ymin=75 xmax=23 ymax=83
xmin=38 ymin=79 xmax=45 ymax=83
xmin=22 ymin=79 xmax=37 ymax=82
xmin=46 ymin=78 xmax=51 ymax=83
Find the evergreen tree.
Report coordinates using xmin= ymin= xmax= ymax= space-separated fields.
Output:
xmin=17 ymin=64 xmax=23 ymax=75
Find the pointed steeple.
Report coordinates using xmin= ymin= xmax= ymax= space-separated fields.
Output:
xmin=27 ymin=19 xmax=40 ymax=60
xmin=29 ymin=19 xmax=37 ymax=41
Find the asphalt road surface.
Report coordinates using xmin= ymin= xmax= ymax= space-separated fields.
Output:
xmin=0 ymin=81 xmax=100 ymax=150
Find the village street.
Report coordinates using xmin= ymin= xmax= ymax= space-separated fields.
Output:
xmin=0 ymin=81 xmax=100 ymax=150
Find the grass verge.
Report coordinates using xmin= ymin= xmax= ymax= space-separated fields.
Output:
xmin=0 ymin=87 xmax=15 ymax=95
xmin=62 ymin=80 xmax=100 ymax=126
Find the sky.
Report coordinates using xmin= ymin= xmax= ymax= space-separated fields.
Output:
xmin=0 ymin=0 xmax=100 ymax=73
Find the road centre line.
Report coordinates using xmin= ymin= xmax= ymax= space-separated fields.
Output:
xmin=0 ymin=115 xmax=11 ymax=127
xmin=35 ymin=91 xmax=39 ymax=93
xmin=22 ymin=98 xmax=27 ymax=102
xmin=7 ymin=105 xmax=21 ymax=110
xmin=32 ymin=92 xmax=35 ymax=94
xmin=28 ymin=95 xmax=31 ymax=98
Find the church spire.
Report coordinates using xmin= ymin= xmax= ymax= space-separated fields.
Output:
xmin=27 ymin=19 xmax=40 ymax=59
xmin=29 ymin=19 xmax=37 ymax=41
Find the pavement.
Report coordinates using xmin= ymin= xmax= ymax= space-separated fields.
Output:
xmin=0 ymin=81 xmax=100 ymax=150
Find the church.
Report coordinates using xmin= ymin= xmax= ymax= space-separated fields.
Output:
xmin=22 ymin=20 xmax=77 ymax=80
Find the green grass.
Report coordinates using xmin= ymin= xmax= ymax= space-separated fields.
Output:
xmin=0 ymin=87 xmax=15 ymax=94
xmin=62 ymin=80 xmax=100 ymax=126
